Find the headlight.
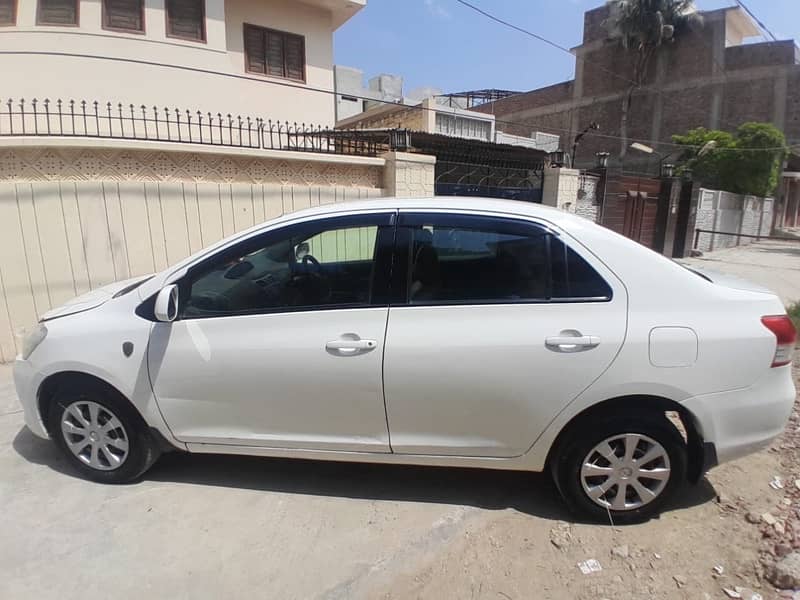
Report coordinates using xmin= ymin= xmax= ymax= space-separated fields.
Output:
xmin=19 ymin=324 xmax=48 ymax=360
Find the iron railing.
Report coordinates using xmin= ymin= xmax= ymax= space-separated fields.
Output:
xmin=0 ymin=97 xmax=388 ymax=157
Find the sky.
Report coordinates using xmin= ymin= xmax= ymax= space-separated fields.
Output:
xmin=334 ymin=0 xmax=800 ymax=95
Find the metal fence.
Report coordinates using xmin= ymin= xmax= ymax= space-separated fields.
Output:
xmin=0 ymin=97 xmax=388 ymax=157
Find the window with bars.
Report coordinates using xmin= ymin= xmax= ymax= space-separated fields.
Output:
xmin=244 ymin=23 xmax=306 ymax=82
xmin=0 ymin=0 xmax=16 ymax=25
xmin=103 ymin=0 xmax=143 ymax=32
xmin=37 ymin=0 xmax=78 ymax=25
xmin=166 ymin=0 xmax=205 ymax=41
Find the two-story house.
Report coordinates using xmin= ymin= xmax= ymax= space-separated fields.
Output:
xmin=0 ymin=0 xmax=365 ymax=124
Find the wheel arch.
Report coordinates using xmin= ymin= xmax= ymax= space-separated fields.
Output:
xmin=37 ymin=371 xmax=146 ymax=438
xmin=545 ymin=394 xmax=710 ymax=484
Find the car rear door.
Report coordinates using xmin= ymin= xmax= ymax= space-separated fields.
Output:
xmin=382 ymin=211 xmax=628 ymax=458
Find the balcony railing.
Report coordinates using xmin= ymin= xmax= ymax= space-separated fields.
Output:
xmin=0 ymin=97 xmax=389 ymax=158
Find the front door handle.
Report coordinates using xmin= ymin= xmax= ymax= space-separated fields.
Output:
xmin=545 ymin=334 xmax=600 ymax=352
xmin=325 ymin=334 xmax=377 ymax=356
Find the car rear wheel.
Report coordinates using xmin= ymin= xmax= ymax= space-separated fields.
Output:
xmin=552 ymin=413 xmax=687 ymax=524
xmin=47 ymin=385 xmax=160 ymax=483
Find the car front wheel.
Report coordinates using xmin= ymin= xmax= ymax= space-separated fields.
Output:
xmin=47 ymin=385 xmax=160 ymax=483
xmin=553 ymin=413 xmax=688 ymax=524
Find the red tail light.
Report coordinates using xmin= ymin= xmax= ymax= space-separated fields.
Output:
xmin=761 ymin=315 xmax=797 ymax=368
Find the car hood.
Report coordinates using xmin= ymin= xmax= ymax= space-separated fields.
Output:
xmin=40 ymin=275 xmax=153 ymax=321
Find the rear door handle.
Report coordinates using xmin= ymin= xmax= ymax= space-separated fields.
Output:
xmin=545 ymin=335 xmax=600 ymax=352
xmin=325 ymin=336 xmax=377 ymax=355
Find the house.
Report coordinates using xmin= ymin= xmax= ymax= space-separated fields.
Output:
xmin=472 ymin=5 xmax=799 ymax=169
xmin=0 ymin=0 xmax=366 ymax=124
xmin=334 ymin=67 xmax=560 ymax=152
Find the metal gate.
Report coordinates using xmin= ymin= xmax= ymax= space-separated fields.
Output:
xmin=434 ymin=160 xmax=543 ymax=202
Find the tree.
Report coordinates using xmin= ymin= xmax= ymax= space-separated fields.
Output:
xmin=673 ymin=122 xmax=787 ymax=197
xmin=672 ymin=127 xmax=736 ymax=190
xmin=734 ymin=122 xmax=787 ymax=197
xmin=604 ymin=0 xmax=702 ymax=158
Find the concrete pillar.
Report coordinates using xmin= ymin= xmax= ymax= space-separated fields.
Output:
xmin=542 ymin=167 xmax=581 ymax=213
xmin=420 ymin=98 xmax=437 ymax=133
xmin=380 ymin=151 xmax=436 ymax=197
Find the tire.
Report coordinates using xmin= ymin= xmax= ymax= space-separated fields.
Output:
xmin=551 ymin=412 xmax=687 ymax=524
xmin=47 ymin=383 xmax=161 ymax=484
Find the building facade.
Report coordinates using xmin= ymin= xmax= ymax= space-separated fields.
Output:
xmin=474 ymin=6 xmax=799 ymax=169
xmin=0 ymin=0 xmax=365 ymax=125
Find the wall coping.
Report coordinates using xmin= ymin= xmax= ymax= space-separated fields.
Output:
xmin=0 ymin=137 xmax=386 ymax=167
xmin=380 ymin=151 xmax=437 ymax=165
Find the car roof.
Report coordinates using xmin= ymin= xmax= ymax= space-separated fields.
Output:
xmin=269 ymin=196 xmax=585 ymax=229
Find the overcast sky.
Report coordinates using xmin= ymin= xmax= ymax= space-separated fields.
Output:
xmin=334 ymin=0 xmax=799 ymax=95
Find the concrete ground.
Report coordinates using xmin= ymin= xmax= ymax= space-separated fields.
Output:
xmin=683 ymin=239 xmax=800 ymax=305
xmin=1 ymin=240 xmax=799 ymax=600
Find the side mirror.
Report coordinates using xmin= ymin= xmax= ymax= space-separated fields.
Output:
xmin=154 ymin=284 xmax=179 ymax=323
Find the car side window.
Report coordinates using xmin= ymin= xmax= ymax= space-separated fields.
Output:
xmin=180 ymin=216 xmax=389 ymax=318
xmin=400 ymin=214 xmax=611 ymax=305
xmin=403 ymin=217 xmax=550 ymax=304
xmin=550 ymin=236 xmax=612 ymax=300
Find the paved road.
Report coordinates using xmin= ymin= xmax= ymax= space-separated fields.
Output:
xmin=683 ymin=240 xmax=800 ymax=305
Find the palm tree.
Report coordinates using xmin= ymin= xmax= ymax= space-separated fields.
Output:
xmin=604 ymin=0 xmax=702 ymax=159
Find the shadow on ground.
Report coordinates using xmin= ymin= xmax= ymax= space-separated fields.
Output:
xmin=13 ymin=426 xmax=717 ymax=524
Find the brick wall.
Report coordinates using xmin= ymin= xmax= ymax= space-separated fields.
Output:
xmin=582 ymin=5 xmax=610 ymax=43
xmin=725 ymin=41 xmax=796 ymax=71
xmin=721 ymin=79 xmax=775 ymax=129
xmin=786 ymin=71 xmax=800 ymax=142
xmin=581 ymin=44 xmax=641 ymax=97
xmin=472 ymin=81 xmax=573 ymax=118
xmin=662 ymin=24 xmax=718 ymax=82
xmin=660 ymin=85 xmax=714 ymax=138
xmin=475 ymin=7 xmax=799 ymax=173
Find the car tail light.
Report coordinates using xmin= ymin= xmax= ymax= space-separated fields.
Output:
xmin=761 ymin=315 xmax=797 ymax=368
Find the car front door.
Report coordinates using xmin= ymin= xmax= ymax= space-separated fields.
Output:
xmin=382 ymin=212 xmax=627 ymax=458
xmin=147 ymin=212 xmax=395 ymax=452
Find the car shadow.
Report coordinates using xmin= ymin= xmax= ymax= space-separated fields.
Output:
xmin=12 ymin=426 xmax=717 ymax=525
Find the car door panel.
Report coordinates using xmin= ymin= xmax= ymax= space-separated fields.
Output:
xmin=383 ymin=302 xmax=625 ymax=457
xmin=149 ymin=308 xmax=391 ymax=451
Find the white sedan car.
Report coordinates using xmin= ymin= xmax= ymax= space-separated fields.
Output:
xmin=14 ymin=198 xmax=796 ymax=523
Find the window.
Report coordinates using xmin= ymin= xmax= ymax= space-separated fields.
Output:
xmin=550 ymin=237 xmax=612 ymax=300
xmin=0 ymin=0 xmax=16 ymax=26
xmin=166 ymin=0 xmax=204 ymax=41
xmin=37 ymin=0 xmax=78 ymax=25
xmin=244 ymin=23 xmax=305 ymax=82
xmin=400 ymin=214 xmax=611 ymax=305
xmin=103 ymin=0 xmax=143 ymax=32
xmin=180 ymin=216 xmax=389 ymax=318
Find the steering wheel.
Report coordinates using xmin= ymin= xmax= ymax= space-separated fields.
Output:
xmin=302 ymin=254 xmax=321 ymax=269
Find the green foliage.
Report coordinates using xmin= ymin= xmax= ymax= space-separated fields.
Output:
xmin=672 ymin=123 xmax=788 ymax=197
xmin=672 ymin=128 xmax=735 ymax=189
xmin=734 ymin=123 xmax=788 ymax=198
xmin=787 ymin=302 xmax=800 ymax=335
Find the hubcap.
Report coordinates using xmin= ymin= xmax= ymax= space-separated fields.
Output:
xmin=580 ymin=433 xmax=671 ymax=511
xmin=60 ymin=400 xmax=129 ymax=471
